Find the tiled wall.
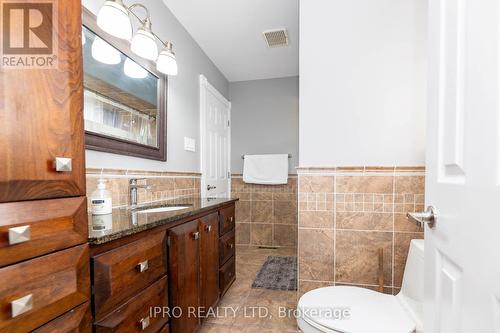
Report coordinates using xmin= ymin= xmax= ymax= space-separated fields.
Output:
xmin=85 ymin=168 xmax=201 ymax=210
xmin=297 ymin=166 xmax=425 ymax=296
xmin=231 ymin=175 xmax=297 ymax=248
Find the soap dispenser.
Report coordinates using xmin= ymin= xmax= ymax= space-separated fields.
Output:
xmin=91 ymin=178 xmax=112 ymax=215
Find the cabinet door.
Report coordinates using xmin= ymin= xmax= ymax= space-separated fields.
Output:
xmin=0 ymin=0 xmax=85 ymax=203
xmin=199 ymin=213 xmax=219 ymax=314
xmin=168 ymin=220 xmax=200 ymax=333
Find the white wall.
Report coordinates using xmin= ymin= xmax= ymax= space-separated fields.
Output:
xmin=230 ymin=77 xmax=299 ymax=174
xmin=299 ymin=0 xmax=426 ymax=166
xmin=83 ymin=0 xmax=228 ymax=172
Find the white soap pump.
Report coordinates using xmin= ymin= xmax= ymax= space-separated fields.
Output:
xmin=91 ymin=178 xmax=112 ymax=215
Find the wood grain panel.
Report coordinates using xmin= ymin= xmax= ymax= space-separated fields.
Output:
xmin=92 ymin=231 xmax=167 ymax=320
xmin=168 ymin=220 xmax=200 ymax=333
xmin=0 ymin=244 xmax=89 ymax=332
xmin=33 ymin=302 xmax=92 ymax=333
xmin=0 ymin=196 xmax=88 ymax=267
xmin=219 ymin=206 xmax=235 ymax=236
xmin=219 ymin=229 xmax=235 ymax=266
xmin=94 ymin=276 xmax=168 ymax=333
xmin=219 ymin=257 xmax=236 ymax=297
xmin=0 ymin=0 xmax=85 ymax=202
xmin=199 ymin=213 xmax=219 ymax=314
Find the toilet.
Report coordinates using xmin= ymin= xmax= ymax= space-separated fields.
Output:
xmin=297 ymin=239 xmax=424 ymax=333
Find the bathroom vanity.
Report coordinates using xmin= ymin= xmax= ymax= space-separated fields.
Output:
xmin=89 ymin=198 xmax=237 ymax=333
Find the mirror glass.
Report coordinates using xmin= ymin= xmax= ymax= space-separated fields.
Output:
xmin=82 ymin=26 xmax=159 ymax=147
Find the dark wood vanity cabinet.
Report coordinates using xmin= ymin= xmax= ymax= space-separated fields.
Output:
xmin=90 ymin=202 xmax=236 ymax=333
xmin=168 ymin=212 xmax=220 ymax=333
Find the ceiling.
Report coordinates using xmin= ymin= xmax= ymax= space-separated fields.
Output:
xmin=162 ymin=0 xmax=299 ymax=82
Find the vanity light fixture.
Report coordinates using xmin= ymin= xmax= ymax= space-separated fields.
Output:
xmin=124 ymin=58 xmax=148 ymax=78
xmin=96 ymin=0 xmax=178 ymax=75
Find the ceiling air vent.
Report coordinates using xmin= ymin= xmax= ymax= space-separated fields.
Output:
xmin=263 ymin=29 xmax=289 ymax=48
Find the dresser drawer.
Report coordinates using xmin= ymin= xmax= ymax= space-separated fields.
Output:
xmin=95 ymin=276 xmax=168 ymax=333
xmin=158 ymin=323 xmax=170 ymax=333
xmin=219 ymin=256 xmax=235 ymax=296
xmin=218 ymin=205 xmax=235 ymax=236
xmin=93 ymin=232 xmax=167 ymax=319
xmin=219 ymin=229 xmax=235 ymax=265
xmin=33 ymin=302 xmax=92 ymax=333
xmin=0 ymin=196 xmax=88 ymax=267
xmin=0 ymin=244 xmax=89 ymax=332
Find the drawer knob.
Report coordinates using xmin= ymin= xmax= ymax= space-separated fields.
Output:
xmin=229 ymin=243 xmax=234 ymax=249
xmin=54 ymin=157 xmax=72 ymax=172
xmin=192 ymin=232 xmax=200 ymax=240
xmin=139 ymin=316 xmax=150 ymax=330
xmin=8 ymin=225 xmax=31 ymax=245
xmin=229 ymin=217 xmax=234 ymax=223
xmin=11 ymin=294 xmax=33 ymax=318
xmin=206 ymin=225 xmax=212 ymax=232
xmin=136 ymin=260 xmax=149 ymax=273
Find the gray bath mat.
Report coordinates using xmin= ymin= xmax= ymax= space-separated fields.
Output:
xmin=252 ymin=256 xmax=297 ymax=291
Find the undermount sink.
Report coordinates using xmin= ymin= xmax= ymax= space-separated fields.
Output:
xmin=136 ymin=206 xmax=190 ymax=214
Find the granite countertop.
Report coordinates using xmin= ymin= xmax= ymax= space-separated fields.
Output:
xmin=88 ymin=197 xmax=238 ymax=245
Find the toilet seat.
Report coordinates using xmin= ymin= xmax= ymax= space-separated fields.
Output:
xmin=297 ymin=286 xmax=416 ymax=333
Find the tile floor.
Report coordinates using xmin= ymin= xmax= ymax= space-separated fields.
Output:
xmin=199 ymin=246 xmax=299 ymax=333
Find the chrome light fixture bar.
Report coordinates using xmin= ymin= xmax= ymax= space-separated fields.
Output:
xmin=97 ymin=0 xmax=177 ymax=76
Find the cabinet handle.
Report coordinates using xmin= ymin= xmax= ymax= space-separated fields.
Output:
xmin=8 ymin=225 xmax=31 ymax=245
xmin=192 ymin=232 xmax=200 ymax=240
xmin=11 ymin=294 xmax=33 ymax=318
xmin=139 ymin=316 xmax=150 ymax=330
xmin=54 ymin=157 xmax=72 ymax=172
xmin=229 ymin=216 xmax=234 ymax=223
xmin=136 ymin=260 xmax=149 ymax=273
xmin=206 ymin=225 xmax=212 ymax=232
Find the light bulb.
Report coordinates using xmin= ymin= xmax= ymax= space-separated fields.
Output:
xmin=97 ymin=0 xmax=132 ymax=40
xmin=91 ymin=37 xmax=121 ymax=65
xmin=124 ymin=58 xmax=148 ymax=79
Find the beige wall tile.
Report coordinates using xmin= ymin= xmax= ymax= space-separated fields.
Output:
xmin=394 ymin=232 xmax=424 ymax=287
xmin=299 ymin=211 xmax=334 ymax=229
xmin=299 ymin=176 xmax=334 ymax=193
xmin=274 ymin=224 xmax=297 ymax=247
xmin=251 ymin=223 xmax=273 ymax=246
xmin=394 ymin=213 xmax=424 ymax=232
xmin=251 ymin=201 xmax=273 ymax=223
xmin=235 ymin=201 xmax=251 ymax=222
xmin=336 ymin=176 xmax=394 ymax=194
xmin=395 ymin=175 xmax=425 ymax=194
xmin=336 ymin=212 xmax=393 ymax=231
xmin=274 ymin=201 xmax=297 ymax=224
xmin=298 ymin=280 xmax=333 ymax=299
xmin=299 ymin=229 xmax=334 ymax=281
xmin=235 ymin=223 xmax=251 ymax=245
xmin=335 ymin=230 xmax=392 ymax=285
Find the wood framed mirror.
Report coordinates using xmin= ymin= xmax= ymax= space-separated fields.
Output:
xmin=82 ymin=7 xmax=167 ymax=161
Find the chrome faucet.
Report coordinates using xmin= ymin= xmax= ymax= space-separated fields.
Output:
xmin=129 ymin=178 xmax=151 ymax=207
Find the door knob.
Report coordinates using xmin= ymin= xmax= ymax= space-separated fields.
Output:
xmin=407 ymin=206 xmax=437 ymax=228
xmin=192 ymin=232 xmax=200 ymax=240
xmin=207 ymin=185 xmax=217 ymax=191
xmin=11 ymin=294 xmax=33 ymax=318
xmin=139 ymin=316 xmax=150 ymax=330
xmin=136 ymin=260 xmax=149 ymax=273
xmin=206 ymin=225 xmax=212 ymax=232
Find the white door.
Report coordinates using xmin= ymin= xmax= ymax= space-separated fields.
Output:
xmin=200 ymin=75 xmax=231 ymax=198
xmin=424 ymin=0 xmax=500 ymax=332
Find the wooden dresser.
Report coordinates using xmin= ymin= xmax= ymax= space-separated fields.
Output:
xmin=0 ymin=0 xmax=90 ymax=331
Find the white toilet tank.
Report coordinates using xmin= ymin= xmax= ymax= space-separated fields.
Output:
xmin=397 ymin=239 xmax=424 ymax=331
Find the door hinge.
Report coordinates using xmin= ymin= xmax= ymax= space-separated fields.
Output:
xmin=227 ymin=120 xmax=230 ymax=127
xmin=228 ymin=171 xmax=231 ymax=178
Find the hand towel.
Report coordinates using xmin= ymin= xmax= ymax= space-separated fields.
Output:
xmin=243 ymin=154 xmax=288 ymax=185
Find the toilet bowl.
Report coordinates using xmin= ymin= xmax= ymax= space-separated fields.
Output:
xmin=297 ymin=239 xmax=424 ymax=333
